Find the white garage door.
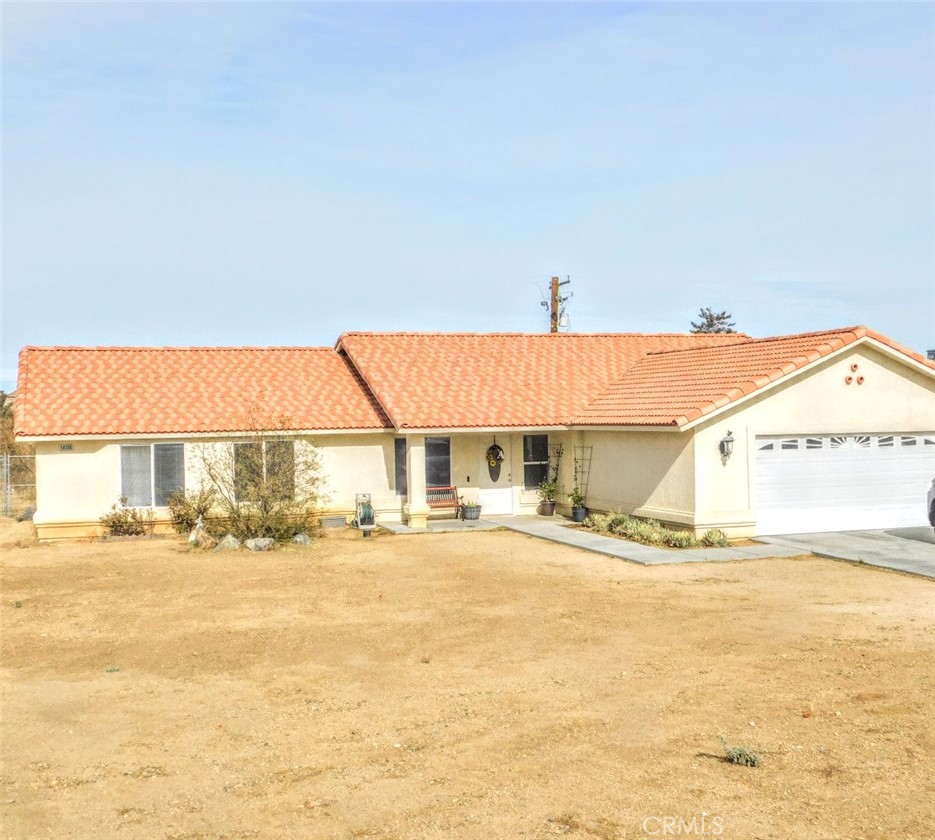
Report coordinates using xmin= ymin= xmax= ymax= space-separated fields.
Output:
xmin=755 ymin=434 xmax=935 ymax=535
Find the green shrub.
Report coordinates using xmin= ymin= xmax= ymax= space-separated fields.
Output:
xmin=584 ymin=513 xmax=612 ymax=532
xmin=720 ymin=736 xmax=761 ymax=767
xmin=100 ymin=499 xmax=155 ymax=537
xmin=584 ymin=511 xmax=712 ymax=549
xmin=166 ymin=487 xmax=217 ymax=534
xmin=701 ymin=529 xmax=730 ymax=547
xmin=607 ymin=512 xmax=633 ymax=534
xmin=662 ymin=530 xmax=697 ymax=548
xmin=629 ymin=519 xmax=663 ymax=544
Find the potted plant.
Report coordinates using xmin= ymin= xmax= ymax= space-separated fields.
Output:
xmin=568 ymin=486 xmax=587 ymax=522
xmin=461 ymin=499 xmax=482 ymax=521
xmin=537 ymin=478 xmax=557 ymax=516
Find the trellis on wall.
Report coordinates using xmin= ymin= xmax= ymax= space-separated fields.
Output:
xmin=573 ymin=446 xmax=593 ymax=497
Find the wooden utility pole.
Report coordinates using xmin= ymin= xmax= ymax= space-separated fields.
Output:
xmin=550 ymin=277 xmax=560 ymax=333
xmin=548 ymin=276 xmax=571 ymax=333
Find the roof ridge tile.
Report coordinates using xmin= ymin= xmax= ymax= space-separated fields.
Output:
xmin=21 ymin=345 xmax=336 ymax=352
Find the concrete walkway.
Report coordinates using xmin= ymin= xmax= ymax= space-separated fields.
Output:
xmin=760 ymin=529 xmax=935 ymax=579
xmin=379 ymin=515 xmax=934 ymax=576
xmin=379 ymin=517 xmax=502 ymax=534
xmin=494 ymin=516 xmax=805 ymax=565
xmin=380 ymin=514 xmax=803 ymax=565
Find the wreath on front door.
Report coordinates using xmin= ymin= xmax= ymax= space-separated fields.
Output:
xmin=485 ymin=444 xmax=505 ymax=467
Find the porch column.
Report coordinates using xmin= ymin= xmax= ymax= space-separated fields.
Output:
xmin=404 ymin=434 xmax=430 ymax=528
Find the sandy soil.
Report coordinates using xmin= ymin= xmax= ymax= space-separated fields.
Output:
xmin=1 ymin=519 xmax=933 ymax=840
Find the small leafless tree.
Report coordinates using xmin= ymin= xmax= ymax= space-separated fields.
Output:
xmin=192 ymin=406 xmax=328 ymax=541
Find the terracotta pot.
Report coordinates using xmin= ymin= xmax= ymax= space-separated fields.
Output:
xmin=538 ymin=501 xmax=556 ymax=516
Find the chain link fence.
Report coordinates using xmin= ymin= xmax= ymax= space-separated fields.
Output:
xmin=2 ymin=454 xmax=36 ymax=518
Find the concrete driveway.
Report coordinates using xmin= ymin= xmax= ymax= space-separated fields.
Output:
xmin=760 ymin=528 xmax=935 ymax=579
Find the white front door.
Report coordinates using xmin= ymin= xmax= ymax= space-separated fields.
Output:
xmin=755 ymin=433 xmax=935 ymax=535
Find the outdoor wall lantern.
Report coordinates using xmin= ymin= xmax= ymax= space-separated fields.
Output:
xmin=719 ymin=431 xmax=735 ymax=460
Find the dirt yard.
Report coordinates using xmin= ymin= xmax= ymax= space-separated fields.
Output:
xmin=2 ymin=520 xmax=933 ymax=840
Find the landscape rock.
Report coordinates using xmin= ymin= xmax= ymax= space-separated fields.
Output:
xmin=214 ymin=534 xmax=241 ymax=552
xmin=292 ymin=532 xmax=310 ymax=545
xmin=245 ymin=537 xmax=275 ymax=552
xmin=188 ymin=518 xmax=219 ymax=549
xmin=188 ymin=516 xmax=206 ymax=545
xmin=188 ymin=529 xmax=217 ymax=550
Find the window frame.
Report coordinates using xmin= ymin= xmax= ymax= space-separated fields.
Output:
xmin=424 ymin=436 xmax=451 ymax=488
xmin=120 ymin=442 xmax=185 ymax=507
xmin=394 ymin=438 xmax=408 ymax=497
xmin=523 ymin=434 xmax=550 ymax=490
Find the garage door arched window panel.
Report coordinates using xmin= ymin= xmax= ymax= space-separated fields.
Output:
xmin=755 ymin=432 xmax=935 ymax=534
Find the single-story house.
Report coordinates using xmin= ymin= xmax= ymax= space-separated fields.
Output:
xmin=14 ymin=326 xmax=935 ymax=541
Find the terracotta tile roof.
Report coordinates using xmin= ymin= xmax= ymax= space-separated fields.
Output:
xmin=14 ymin=347 xmax=391 ymax=437
xmin=574 ymin=326 xmax=935 ymax=428
xmin=336 ymin=332 xmax=748 ymax=429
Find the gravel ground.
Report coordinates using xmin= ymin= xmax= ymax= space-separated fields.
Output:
xmin=1 ymin=520 xmax=933 ymax=840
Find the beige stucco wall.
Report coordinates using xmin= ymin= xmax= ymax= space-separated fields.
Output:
xmin=316 ymin=435 xmax=402 ymax=517
xmin=580 ymin=429 xmax=696 ymax=524
xmin=31 ymin=430 xmax=579 ymax=538
xmin=32 ymin=434 xmax=402 ymax=540
xmin=33 ymin=440 xmax=122 ymax=538
xmin=692 ymin=345 xmax=935 ymax=535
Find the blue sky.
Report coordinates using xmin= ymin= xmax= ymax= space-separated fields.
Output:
xmin=3 ymin=2 xmax=934 ymax=391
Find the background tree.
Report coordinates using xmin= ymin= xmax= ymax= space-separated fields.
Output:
xmin=0 ymin=391 xmax=33 ymax=456
xmin=690 ymin=308 xmax=737 ymax=334
xmin=0 ymin=391 xmax=37 ymax=519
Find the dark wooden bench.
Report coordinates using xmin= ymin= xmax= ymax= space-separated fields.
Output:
xmin=426 ymin=485 xmax=460 ymax=516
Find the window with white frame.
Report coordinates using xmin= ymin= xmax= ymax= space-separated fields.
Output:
xmin=523 ymin=434 xmax=549 ymax=489
xmin=394 ymin=438 xmax=408 ymax=496
xmin=425 ymin=437 xmax=451 ymax=487
xmin=121 ymin=443 xmax=185 ymax=507
xmin=234 ymin=439 xmax=295 ymax=502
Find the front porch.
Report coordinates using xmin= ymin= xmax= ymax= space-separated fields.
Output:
xmin=379 ymin=516 xmax=505 ymax=534
xmin=397 ymin=431 xmax=571 ymax=528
